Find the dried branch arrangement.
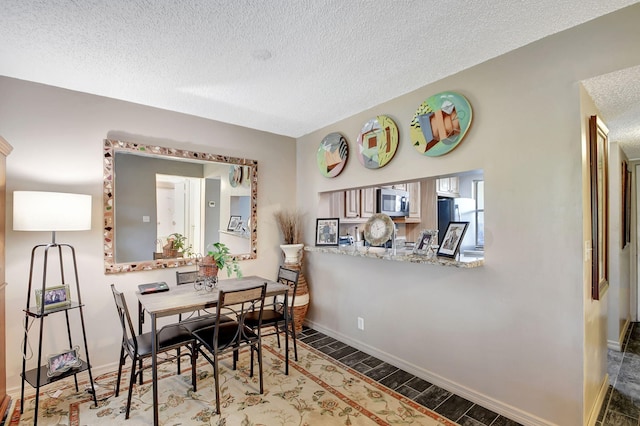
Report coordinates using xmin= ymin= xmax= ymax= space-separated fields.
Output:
xmin=274 ymin=209 xmax=303 ymax=245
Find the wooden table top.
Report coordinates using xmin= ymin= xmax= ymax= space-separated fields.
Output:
xmin=136 ymin=275 xmax=288 ymax=318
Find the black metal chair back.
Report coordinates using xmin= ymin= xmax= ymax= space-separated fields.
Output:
xmin=110 ymin=284 xmax=197 ymax=419
xmin=245 ymin=266 xmax=300 ymax=366
xmin=191 ymin=283 xmax=267 ymax=414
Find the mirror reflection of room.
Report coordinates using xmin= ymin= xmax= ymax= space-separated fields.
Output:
xmin=113 ymin=150 xmax=252 ymax=264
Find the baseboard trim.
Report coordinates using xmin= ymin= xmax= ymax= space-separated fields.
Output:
xmin=305 ymin=320 xmax=554 ymax=426
xmin=587 ymin=374 xmax=609 ymax=426
xmin=608 ymin=319 xmax=631 ymax=351
xmin=607 ymin=340 xmax=621 ymax=351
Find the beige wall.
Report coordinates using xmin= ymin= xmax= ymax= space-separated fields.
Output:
xmin=579 ymin=84 xmax=609 ymax=426
xmin=0 ymin=77 xmax=297 ymax=391
xmin=1 ymin=3 xmax=639 ymax=425
xmin=297 ymin=5 xmax=640 ymax=425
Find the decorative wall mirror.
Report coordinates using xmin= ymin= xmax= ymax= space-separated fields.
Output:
xmin=103 ymin=139 xmax=258 ymax=274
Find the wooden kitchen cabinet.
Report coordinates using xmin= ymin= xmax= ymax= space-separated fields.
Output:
xmin=329 ymin=191 xmax=344 ymax=218
xmin=436 ymin=177 xmax=460 ymax=197
xmin=407 ymin=182 xmax=421 ymax=220
xmin=331 ymin=188 xmax=376 ymax=221
xmin=344 ymin=189 xmax=361 ymax=218
xmin=360 ymin=187 xmax=376 ymax=218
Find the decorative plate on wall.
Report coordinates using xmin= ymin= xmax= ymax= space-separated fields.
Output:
xmin=356 ymin=115 xmax=399 ymax=169
xmin=317 ymin=132 xmax=349 ymax=178
xmin=410 ymin=91 xmax=472 ymax=157
xmin=229 ymin=165 xmax=242 ymax=187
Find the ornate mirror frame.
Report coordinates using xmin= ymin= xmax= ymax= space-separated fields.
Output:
xmin=103 ymin=139 xmax=258 ymax=274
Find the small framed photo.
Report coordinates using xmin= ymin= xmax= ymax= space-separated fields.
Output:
xmin=46 ymin=346 xmax=82 ymax=377
xmin=234 ymin=220 xmax=244 ymax=232
xmin=413 ymin=229 xmax=438 ymax=256
xmin=437 ymin=222 xmax=469 ymax=258
xmin=35 ymin=285 xmax=71 ymax=311
xmin=227 ymin=215 xmax=241 ymax=231
xmin=315 ymin=218 xmax=339 ymax=246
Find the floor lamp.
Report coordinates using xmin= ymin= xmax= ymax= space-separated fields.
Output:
xmin=13 ymin=191 xmax=96 ymax=424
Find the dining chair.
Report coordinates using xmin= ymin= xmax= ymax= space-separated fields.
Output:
xmin=191 ymin=283 xmax=267 ymax=414
xmin=175 ymin=270 xmax=218 ymax=330
xmin=110 ymin=284 xmax=197 ymax=419
xmin=245 ymin=266 xmax=300 ymax=361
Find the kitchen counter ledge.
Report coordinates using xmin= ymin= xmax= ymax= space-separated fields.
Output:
xmin=304 ymin=246 xmax=483 ymax=268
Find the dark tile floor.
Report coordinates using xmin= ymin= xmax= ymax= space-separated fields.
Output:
xmin=598 ymin=322 xmax=640 ymax=425
xmin=298 ymin=327 xmax=522 ymax=426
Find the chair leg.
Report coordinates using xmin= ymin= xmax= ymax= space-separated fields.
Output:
xmin=176 ymin=348 xmax=181 ymax=375
xmin=191 ymin=343 xmax=197 ymax=392
xmin=213 ymin=355 xmax=221 ymax=414
xmin=115 ymin=346 xmax=125 ymax=397
xmin=257 ymin=341 xmax=263 ymax=394
xmin=126 ymin=361 xmax=137 ymax=419
xmin=275 ymin=322 xmax=281 ymax=348
xmin=138 ymin=358 xmax=144 ymax=385
xmin=250 ymin=346 xmax=255 ymax=378
xmin=290 ymin=319 xmax=298 ymax=361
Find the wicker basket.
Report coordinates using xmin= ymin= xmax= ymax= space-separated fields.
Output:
xmin=163 ymin=248 xmax=178 ymax=258
xmin=162 ymin=241 xmax=178 ymax=258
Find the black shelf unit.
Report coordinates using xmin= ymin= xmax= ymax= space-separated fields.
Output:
xmin=20 ymin=241 xmax=97 ymax=426
xmin=22 ymin=360 xmax=91 ymax=389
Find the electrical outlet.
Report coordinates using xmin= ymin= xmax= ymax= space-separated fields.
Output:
xmin=357 ymin=317 xmax=364 ymax=330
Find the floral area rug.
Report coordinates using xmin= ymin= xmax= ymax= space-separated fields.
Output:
xmin=10 ymin=336 xmax=458 ymax=425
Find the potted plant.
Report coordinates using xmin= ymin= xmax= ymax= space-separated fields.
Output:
xmin=274 ymin=209 xmax=303 ymax=264
xmin=201 ymin=242 xmax=242 ymax=278
xmin=165 ymin=233 xmax=193 ymax=258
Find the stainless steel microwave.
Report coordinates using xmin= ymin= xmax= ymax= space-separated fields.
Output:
xmin=376 ymin=188 xmax=409 ymax=217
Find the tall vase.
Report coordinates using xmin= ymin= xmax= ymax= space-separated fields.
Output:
xmin=280 ymin=244 xmax=308 ymax=333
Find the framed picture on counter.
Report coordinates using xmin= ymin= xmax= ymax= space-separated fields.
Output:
xmin=413 ymin=229 xmax=438 ymax=256
xmin=227 ymin=215 xmax=241 ymax=231
xmin=315 ymin=218 xmax=339 ymax=246
xmin=437 ymin=222 xmax=468 ymax=259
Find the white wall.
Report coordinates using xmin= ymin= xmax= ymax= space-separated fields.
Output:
xmin=0 ymin=77 xmax=297 ymax=392
xmin=296 ymin=5 xmax=640 ymax=425
xmin=606 ymin=139 xmax=632 ymax=350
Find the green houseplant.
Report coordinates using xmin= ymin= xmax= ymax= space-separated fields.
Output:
xmin=165 ymin=233 xmax=193 ymax=258
xmin=201 ymin=242 xmax=242 ymax=278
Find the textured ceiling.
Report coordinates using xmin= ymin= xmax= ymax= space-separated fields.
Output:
xmin=582 ymin=65 xmax=640 ymax=160
xmin=0 ymin=0 xmax=639 ymax=146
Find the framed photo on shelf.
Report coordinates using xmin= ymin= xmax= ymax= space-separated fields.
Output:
xmin=35 ymin=285 xmax=71 ymax=311
xmin=46 ymin=346 xmax=82 ymax=377
xmin=413 ymin=229 xmax=438 ymax=255
xmin=227 ymin=215 xmax=241 ymax=231
xmin=234 ymin=220 xmax=244 ymax=232
xmin=437 ymin=222 xmax=469 ymax=258
xmin=315 ymin=218 xmax=339 ymax=246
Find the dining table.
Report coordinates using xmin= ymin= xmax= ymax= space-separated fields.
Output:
xmin=136 ymin=275 xmax=291 ymax=426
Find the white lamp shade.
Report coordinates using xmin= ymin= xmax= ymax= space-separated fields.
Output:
xmin=13 ymin=191 xmax=92 ymax=231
